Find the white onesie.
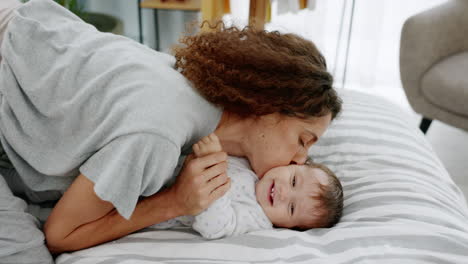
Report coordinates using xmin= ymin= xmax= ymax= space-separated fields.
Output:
xmin=152 ymin=156 xmax=273 ymax=239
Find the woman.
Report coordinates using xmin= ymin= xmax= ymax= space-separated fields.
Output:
xmin=0 ymin=0 xmax=341 ymax=261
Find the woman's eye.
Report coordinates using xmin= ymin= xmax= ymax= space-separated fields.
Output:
xmin=290 ymin=203 xmax=295 ymax=215
xmin=292 ymin=176 xmax=296 ymax=187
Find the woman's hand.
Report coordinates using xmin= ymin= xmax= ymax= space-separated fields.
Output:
xmin=169 ymin=152 xmax=231 ymax=216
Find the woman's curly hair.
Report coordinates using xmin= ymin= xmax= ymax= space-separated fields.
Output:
xmin=171 ymin=21 xmax=342 ymax=120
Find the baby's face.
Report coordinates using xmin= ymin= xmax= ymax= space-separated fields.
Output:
xmin=255 ymin=165 xmax=329 ymax=228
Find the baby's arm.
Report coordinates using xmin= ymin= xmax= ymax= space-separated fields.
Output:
xmin=152 ymin=134 xmax=227 ymax=232
xmin=193 ymin=187 xmax=271 ymax=239
xmin=192 ymin=195 xmax=237 ymax=239
xmin=192 ymin=135 xmax=271 ymax=239
xmin=191 ymin=134 xmax=237 ymax=239
xmin=193 ymin=133 xmax=223 ymax=158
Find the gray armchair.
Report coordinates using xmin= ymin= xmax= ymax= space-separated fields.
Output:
xmin=400 ymin=0 xmax=468 ymax=133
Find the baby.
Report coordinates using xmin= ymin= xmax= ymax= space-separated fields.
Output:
xmin=152 ymin=133 xmax=343 ymax=238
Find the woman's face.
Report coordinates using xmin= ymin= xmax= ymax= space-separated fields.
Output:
xmin=245 ymin=113 xmax=332 ymax=177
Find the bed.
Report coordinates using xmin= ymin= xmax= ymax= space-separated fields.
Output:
xmin=55 ymin=89 xmax=468 ymax=264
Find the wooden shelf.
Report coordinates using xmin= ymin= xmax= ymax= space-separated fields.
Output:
xmin=139 ymin=0 xmax=266 ymax=32
xmin=140 ymin=0 xmax=201 ymax=11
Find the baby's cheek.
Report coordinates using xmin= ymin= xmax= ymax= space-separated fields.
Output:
xmin=254 ymin=182 xmax=261 ymax=199
xmin=265 ymin=208 xmax=282 ymax=225
xmin=270 ymin=218 xmax=285 ymax=228
xmin=255 ymin=189 xmax=261 ymax=203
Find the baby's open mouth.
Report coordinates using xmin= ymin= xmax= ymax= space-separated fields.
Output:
xmin=269 ymin=181 xmax=275 ymax=206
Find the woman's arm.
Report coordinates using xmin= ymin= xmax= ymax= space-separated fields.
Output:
xmin=44 ymin=152 xmax=230 ymax=254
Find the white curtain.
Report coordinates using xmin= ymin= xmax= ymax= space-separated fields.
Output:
xmin=342 ymin=0 xmax=446 ymax=109
xmin=226 ymin=0 xmax=447 ymax=109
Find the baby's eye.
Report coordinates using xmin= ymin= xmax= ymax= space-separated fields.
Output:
xmin=292 ymin=176 xmax=296 ymax=187
xmin=290 ymin=203 xmax=295 ymax=216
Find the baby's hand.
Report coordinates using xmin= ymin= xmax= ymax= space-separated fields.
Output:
xmin=193 ymin=133 xmax=223 ymax=157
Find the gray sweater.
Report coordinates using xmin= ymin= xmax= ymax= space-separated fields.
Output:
xmin=0 ymin=0 xmax=221 ymax=219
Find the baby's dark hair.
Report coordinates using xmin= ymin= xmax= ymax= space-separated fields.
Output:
xmin=295 ymin=159 xmax=343 ymax=230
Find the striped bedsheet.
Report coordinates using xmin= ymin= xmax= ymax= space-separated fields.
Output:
xmin=56 ymin=89 xmax=468 ymax=264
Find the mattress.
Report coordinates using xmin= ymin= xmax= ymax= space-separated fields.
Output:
xmin=56 ymin=89 xmax=468 ymax=264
